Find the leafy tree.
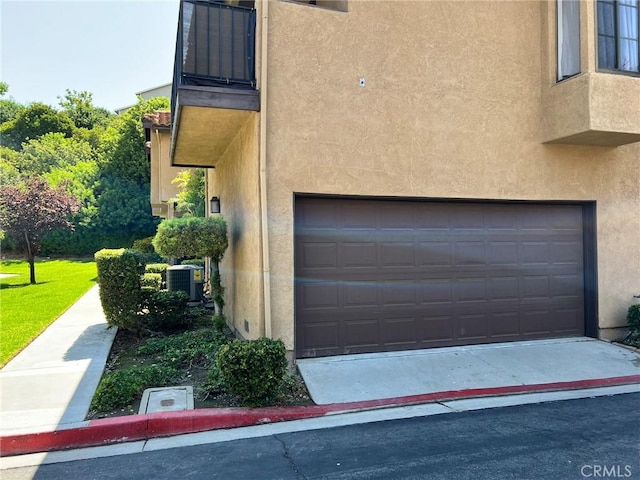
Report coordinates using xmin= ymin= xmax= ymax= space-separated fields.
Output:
xmin=99 ymin=97 xmax=170 ymax=183
xmin=93 ymin=175 xmax=159 ymax=242
xmin=0 ymin=103 xmax=75 ymax=151
xmin=58 ymin=90 xmax=113 ymax=130
xmin=0 ymin=98 xmax=25 ymax=125
xmin=0 ymin=178 xmax=80 ymax=283
xmin=153 ymin=216 xmax=228 ymax=314
xmin=0 ymin=157 xmax=20 ymax=186
xmin=0 ymin=82 xmax=8 ymax=96
xmin=172 ymin=169 xmax=205 ymax=217
xmin=18 ymin=132 xmax=96 ymax=176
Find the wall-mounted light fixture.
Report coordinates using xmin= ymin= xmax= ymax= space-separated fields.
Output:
xmin=210 ymin=196 xmax=221 ymax=215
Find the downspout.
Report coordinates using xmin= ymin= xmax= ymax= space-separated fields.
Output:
xmin=259 ymin=0 xmax=272 ymax=338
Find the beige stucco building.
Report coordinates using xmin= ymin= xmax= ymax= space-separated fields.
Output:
xmin=168 ymin=0 xmax=640 ymax=359
xmin=144 ymin=111 xmax=197 ymax=219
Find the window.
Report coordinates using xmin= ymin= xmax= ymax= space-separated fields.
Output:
xmin=288 ymin=0 xmax=348 ymax=12
xmin=558 ymin=0 xmax=581 ymax=80
xmin=597 ymin=0 xmax=639 ymax=72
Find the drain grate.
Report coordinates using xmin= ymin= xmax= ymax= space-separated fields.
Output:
xmin=139 ymin=386 xmax=194 ymax=414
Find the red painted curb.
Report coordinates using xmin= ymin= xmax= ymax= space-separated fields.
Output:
xmin=1 ymin=375 xmax=638 ymax=457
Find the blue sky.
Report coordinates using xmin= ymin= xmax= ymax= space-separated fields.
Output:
xmin=1 ymin=0 xmax=180 ymax=112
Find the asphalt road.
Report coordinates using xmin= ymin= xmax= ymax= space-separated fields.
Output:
xmin=4 ymin=393 xmax=639 ymax=480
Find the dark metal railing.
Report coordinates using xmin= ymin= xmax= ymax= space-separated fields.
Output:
xmin=171 ymin=0 xmax=257 ymax=119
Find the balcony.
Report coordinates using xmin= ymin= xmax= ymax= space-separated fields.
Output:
xmin=170 ymin=0 xmax=259 ymax=167
xmin=543 ymin=72 xmax=640 ymax=146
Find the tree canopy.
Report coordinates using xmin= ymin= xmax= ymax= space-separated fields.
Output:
xmin=0 ymin=102 xmax=75 ymax=151
xmin=0 ymin=85 xmax=171 ymax=256
xmin=172 ymin=169 xmax=206 ymax=217
xmin=0 ymin=178 xmax=80 ymax=283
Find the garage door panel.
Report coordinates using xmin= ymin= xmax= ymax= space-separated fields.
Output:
xmin=295 ymin=198 xmax=586 ymax=358
xmin=521 ymin=242 xmax=550 ymax=265
xmin=457 ymin=314 xmax=489 ymax=339
xmin=451 ymin=204 xmax=486 ymax=230
xmin=301 ymin=322 xmax=339 ymax=350
xmin=343 ymin=242 xmax=377 ymax=268
xmin=455 ymin=277 xmax=488 ymax=303
xmin=379 ymin=203 xmax=415 ymax=229
xmin=488 ymin=277 xmax=519 ymax=301
xmin=344 ymin=319 xmax=379 ymax=349
xmin=485 ymin=206 xmax=520 ymax=230
xmin=301 ymin=242 xmax=337 ymax=269
xmin=551 ymin=274 xmax=581 ymax=298
xmin=455 ymin=242 xmax=486 ymax=266
xmin=521 ymin=310 xmax=553 ymax=334
xmin=381 ymin=242 xmax=415 ymax=267
xmin=488 ymin=312 xmax=521 ymax=338
xmin=299 ymin=200 xmax=339 ymax=228
xmin=488 ymin=242 xmax=519 ymax=265
xmin=554 ymin=308 xmax=583 ymax=333
xmin=551 ymin=241 xmax=582 ymax=264
xmin=382 ymin=317 xmax=418 ymax=345
xmin=521 ymin=275 xmax=550 ymax=300
xmin=419 ymin=278 xmax=454 ymax=304
xmin=416 ymin=205 xmax=451 ymax=230
xmin=418 ymin=242 xmax=452 ymax=267
xmin=344 ymin=281 xmax=378 ymax=307
xmin=300 ymin=282 xmax=339 ymax=310
xmin=419 ymin=316 xmax=455 ymax=342
xmin=380 ymin=280 xmax=416 ymax=306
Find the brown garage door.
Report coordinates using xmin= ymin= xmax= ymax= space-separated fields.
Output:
xmin=294 ymin=197 xmax=586 ymax=358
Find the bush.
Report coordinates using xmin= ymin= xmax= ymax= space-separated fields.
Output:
xmin=145 ymin=263 xmax=170 ymax=287
xmin=216 ymin=338 xmax=288 ymax=406
xmin=141 ymin=290 xmax=190 ymax=332
xmin=627 ymin=304 xmax=640 ymax=333
xmin=95 ymin=248 xmax=146 ymax=332
xmin=132 ymin=236 xmax=155 ymax=253
xmin=91 ymin=365 xmax=178 ymax=412
xmin=153 ymin=216 xmax=227 ymax=261
xmin=141 ymin=272 xmax=162 ymax=290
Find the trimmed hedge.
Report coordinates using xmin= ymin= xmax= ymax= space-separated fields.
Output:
xmin=141 ymin=290 xmax=190 ymax=332
xmin=141 ymin=272 xmax=162 ymax=290
xmin=216 ymin=338 xmax=288 ymax=406
xmin=95 ymin=248 xmax=146 ymax=332
xmin=145 ymin=263 xmax=170 ymax=287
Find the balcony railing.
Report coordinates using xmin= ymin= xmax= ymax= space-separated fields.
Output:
xmin=172 ymin=0 xmax=257 ymax=118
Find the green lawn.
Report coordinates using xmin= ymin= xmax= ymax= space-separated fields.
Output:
xmin=0 ymin=258 xmax=97 ymax=366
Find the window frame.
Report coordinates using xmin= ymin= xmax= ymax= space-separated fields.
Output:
xmin=596 ymin=0 xmax=640 ymax=74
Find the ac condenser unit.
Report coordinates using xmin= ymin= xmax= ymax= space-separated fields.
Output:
xmin=166 ymin=265 xmax=204 ymax=302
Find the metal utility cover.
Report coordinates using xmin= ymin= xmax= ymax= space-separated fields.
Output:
xmin=139 ymin=386 xmax=194 ymax=414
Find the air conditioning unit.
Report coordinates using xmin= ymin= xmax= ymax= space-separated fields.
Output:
xmin=166 ymin=265 xmax=204 ymax=302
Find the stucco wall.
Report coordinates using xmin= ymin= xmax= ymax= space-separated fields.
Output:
xmin=209 ymin=114 xmax=264 ymax=339
xmin=262 ymin=0 xmax=640 ymax=349
xmin=150 ymin=128 xmax=194 ymax=217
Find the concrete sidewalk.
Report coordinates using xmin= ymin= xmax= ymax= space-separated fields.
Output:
xmin=297 ymin=338 xmax=640 ymax=404
xmin=0 ymin=285 xmax=116 ymax=436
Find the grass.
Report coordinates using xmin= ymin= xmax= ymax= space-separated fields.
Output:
xmin=0 ymin=258 xmax=97 ymax=366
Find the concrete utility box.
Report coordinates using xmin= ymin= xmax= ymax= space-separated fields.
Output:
xmin=139 ymin=386 xmax=194 ymax=414
xmin=166 ymin=265 xmax=204 ymax=301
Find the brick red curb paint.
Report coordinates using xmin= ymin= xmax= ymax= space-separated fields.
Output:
xmin=2 ymin=375 xmax=639 ymax=457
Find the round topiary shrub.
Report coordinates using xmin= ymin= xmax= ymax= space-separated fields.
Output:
xmin=215 ymin=337 xmax=288 ymax=406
